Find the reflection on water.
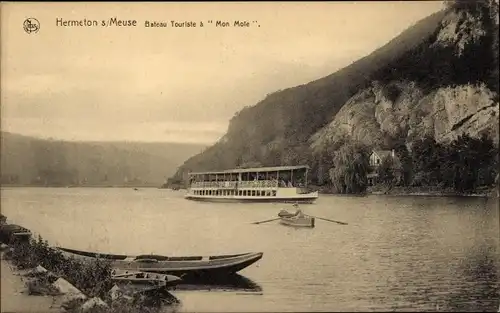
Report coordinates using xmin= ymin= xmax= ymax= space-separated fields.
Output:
xmin=174 ymin=274 xmax=262 ymax=292
xmin=1 ymin=188 xmax=499 ymax=312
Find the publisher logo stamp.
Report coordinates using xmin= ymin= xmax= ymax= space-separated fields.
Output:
xmin=23 ymin=18 xmax=40 ymax=34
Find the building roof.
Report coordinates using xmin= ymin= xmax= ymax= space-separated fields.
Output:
xmin=372 ymin=150 xmax=392 ymax=160
xmin=189 ymin=165 xmax=310 ymax=176
xmin=371 ymin=150 xmax=402 ymax=168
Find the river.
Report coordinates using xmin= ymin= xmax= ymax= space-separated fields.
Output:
xmin=1 ymin=187 xmax=498 ymax=312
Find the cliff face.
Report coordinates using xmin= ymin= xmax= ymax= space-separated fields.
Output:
xmin=312 ymin=1 xmax=499 ymax=153
xmin=172 ymin=1 xmax=499 ymax=181
xmin=311 ymin=82 xmax=499 ymax=153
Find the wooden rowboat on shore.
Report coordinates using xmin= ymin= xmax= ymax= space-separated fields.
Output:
xmin=111 ymin=269 xmax=182 ymax=287
xmin=57 ymin=247 xmax=263 ymax=279
xmin=0 ymin=223 xmax=32 ymax=244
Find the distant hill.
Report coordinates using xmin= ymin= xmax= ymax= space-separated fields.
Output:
xmin=171 ymin=1 xmax=499 ymax=186
xmin=0 ymin=132 xmax=206 ymax=187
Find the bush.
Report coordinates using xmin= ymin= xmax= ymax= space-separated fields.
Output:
xmin=8 ymin=235 xmax=180 ymax=313
xmin=9 ymin=236 xmax=113 ymax=298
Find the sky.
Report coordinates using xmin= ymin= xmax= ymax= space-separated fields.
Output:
xmin=1 ymin=1 xmax=445 ymax=144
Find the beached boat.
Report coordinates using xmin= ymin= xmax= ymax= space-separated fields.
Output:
xmin=111 ymin=269 xmax=182 ymax=287
xmin=57 ymin=247 xmax=263 ymax=278
xmin=278 ymin=209 xmax=315 ymax=228
xmin=0 ymin=223 xmax=32 ymax=244
xmin=185 ymin=165 xmax=319 ymax=203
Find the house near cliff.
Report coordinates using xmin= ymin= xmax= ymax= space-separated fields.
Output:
xmin=367 ymin=149 xmax=402 ymax=186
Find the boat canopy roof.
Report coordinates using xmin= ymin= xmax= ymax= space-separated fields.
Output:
xmin=189 ymin=165 xmax=310 ymax=176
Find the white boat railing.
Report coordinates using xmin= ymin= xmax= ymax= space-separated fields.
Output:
xmin=190 ymin=180 xmax=283 ymax=189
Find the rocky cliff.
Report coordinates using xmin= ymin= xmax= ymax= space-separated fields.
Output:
xmin=172 ymin=1 xmax=499 ymax=183
xmin=311 ymin=82 xmax=498 ymax=152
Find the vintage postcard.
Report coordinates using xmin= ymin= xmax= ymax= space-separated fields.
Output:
xmin=1 ymin=1 xmax=499 ymax=312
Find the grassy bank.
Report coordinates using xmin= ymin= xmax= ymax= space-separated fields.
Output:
xmin=2 ymin=236 xmax=178 ymax=313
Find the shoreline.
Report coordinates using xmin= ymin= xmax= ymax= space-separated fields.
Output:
xmin=1 ymin=251 xmax=59 ymax=312
xmin=0 ymin=223 xmax=180 ymax=313
xmin=2 ymin=185 xmax=498 ymax=198
xmin=0 ymin=184 xmax=162 ymax=189
xmin=316 ymin=186 xmax=499 ymax=198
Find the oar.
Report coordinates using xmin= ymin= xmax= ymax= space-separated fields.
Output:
xmin=305 ymin=214 xmax=348 ymax=225
xmin=252 ymin=217 xmax=281 ymax=225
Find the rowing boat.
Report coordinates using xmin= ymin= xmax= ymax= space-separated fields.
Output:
xmin=280 ymin=215 xmax=315 ymax=228
xmin=57 ymin=247 xmax=263 ymax=279
xmin=0 ymin=223 xmax=32 ymax=244
xmin=111 ymin=269 xmax=182 ymax=287
xmin=278 ymin=209 xmax=315 ymax=228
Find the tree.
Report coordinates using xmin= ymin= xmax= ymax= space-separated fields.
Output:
xmin=312 ymin=137 xmax=347 ymax=186
xmin=438 ymin=133 xmax=498 ymax=193
xmin=393 ymin=140 xmax=413 ymax=186
xmin=377 ymin=156 xmax=395 ymax=187
xmin=411 ymin=136 xmax=443 ymax=186
xmin=328 ymin=142 xmax=370 ymax=194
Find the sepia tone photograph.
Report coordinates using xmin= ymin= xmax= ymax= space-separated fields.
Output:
xmin=1 ymin=1 xmax=499 ymax=312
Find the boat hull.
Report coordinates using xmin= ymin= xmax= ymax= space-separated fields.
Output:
xmin=0 ymin=224 xmax=32 ymax=244
xmin=279 ymin=216 xmax=315 ymax=228
xmin=184 ymin=195 xmax=317 ymax=204
xmin=111 ymin=270 xmax=182 ymax=287
xmin=185 ymin=187 xmax=318 ymax=204
xmin=57 ymin=247 xmax=263 ymax=278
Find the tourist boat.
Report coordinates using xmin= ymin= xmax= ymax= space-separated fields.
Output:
xmin=57 ymin=247 xmax=263 ymax=278
xmin=278 ymin=209 xmax=315 ymax=228
xmin=185 ymin=165 xmax=319 ymax=203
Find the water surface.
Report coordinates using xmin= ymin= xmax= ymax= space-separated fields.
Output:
xmin=1 ymin=187 xmax=499 ymax=312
